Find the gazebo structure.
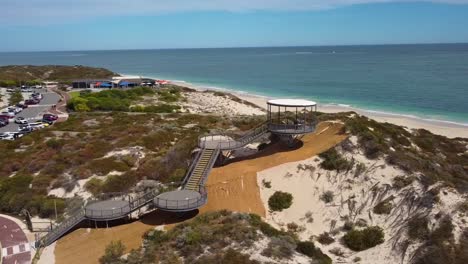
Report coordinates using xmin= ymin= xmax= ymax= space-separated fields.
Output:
xmin=267 ymin=99 xmax=317 ymax=136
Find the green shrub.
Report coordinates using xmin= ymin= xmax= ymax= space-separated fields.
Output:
xmin=84 ymin=178 xmax=103 ymax=196
xmin=262 ymin=236 xmax=296 ymax=259
xmin=99 ymin=240 xmax=126 ymax=264
xmin=320 ymin=191 xmax=334 ymax=204
xmin=101 ymin=172 xmax=137 ymax=193
xmin=343 ymin=226 xmax=385 ymax=251
xmin=373 ymin=200 xmax=393 ymax=215
xmin=319 ymin=148 xmax=352 ymax=172
xmin=8 ymin=90 xmax=23 ymax=105
xmin=408 ymin=216 xmax=429 ymax=240
xmin=262 ymin=179 xmax=271 ymax=188
xmin=317 ymin=232 xmax=335 ymax=245
xmin=268 ymin=191 xmax=293 ymax=212
xmin=392 ymin=175 xmax=416 ymax=189
xmin=296 ymin=241 xmax=332 ymax=264
xmin=194 ymin=248 xmax=260 ymax=264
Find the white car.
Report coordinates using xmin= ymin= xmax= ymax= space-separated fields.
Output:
xmin=15 ymin=117 xmax=28 ymax=124
xmin=0 ymin=132 xmax=15 ymax=141
xmin=0 ymin=111 xmax=15 ymax=118
xmin=7 ymin=107 xmax=22 ymax=114
xmin=28 ymin=122 xmax=46 ymax=129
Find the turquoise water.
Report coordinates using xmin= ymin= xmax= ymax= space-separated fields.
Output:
xmin=1 ymin=44 xmax=467 ymax=124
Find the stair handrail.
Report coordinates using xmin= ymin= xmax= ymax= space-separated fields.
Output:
xmin=198 ymin=121 xmax=269 ymax=149
xmin=181 ymin=149 xmax=203 ymax=186
xmin=200 ymin=147 xmax=220 ymax=186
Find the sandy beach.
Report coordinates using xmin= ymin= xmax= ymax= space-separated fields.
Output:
xmin=172 ymin=81 xmax=468 ymax=139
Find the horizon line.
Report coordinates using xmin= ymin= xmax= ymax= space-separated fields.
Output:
xmin=1 ymin=42 xmax=468 ymax=53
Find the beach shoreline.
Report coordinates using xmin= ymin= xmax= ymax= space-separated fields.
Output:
xmin=170 ymin=80 xmax=468 ymax=139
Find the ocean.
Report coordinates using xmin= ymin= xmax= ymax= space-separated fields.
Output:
xmin=1 ymin=44 xmax=467 ymax=124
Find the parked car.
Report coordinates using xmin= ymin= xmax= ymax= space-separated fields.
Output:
xmin=7 ymin=107 xmax=22 ymax=114
xmin=40 ymin=119 xmax=54 ymax=125
xmin=19 ymin=126 xmax=33 ymax=133
xmin=15 ymin=117 xmax=28 ymax=124
xmin=43 ymin=114 xmax=58 ymax=121
xmin=0 ymin=117 xmax=9 ymax=125
xmin=0 ymin=133 xmax=15 ymax=141
xmin=1 ymin=111 xmax=15 ymax=118
xmin=0 ymin=120 xmax=7 ymax=127
xmin=25 ymin=99 xmax=39 ymax=105
xmin=31 ymin=92 xmax=43 ymax=100
xmin=6 ymin=88 xmax=15 ymax=93
xmin=29 ymin=122 xmax=47 ymax=129
xmin=16 ymin=103 xmax=28 ymax=109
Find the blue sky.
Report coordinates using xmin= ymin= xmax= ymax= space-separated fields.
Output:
xmin=1 ymin=0 xmax=468 ymax=51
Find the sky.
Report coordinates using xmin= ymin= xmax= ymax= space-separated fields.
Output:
xmin=1 ymin=0 xmax=468 ymax=51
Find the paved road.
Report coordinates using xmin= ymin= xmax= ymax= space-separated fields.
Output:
xmin=0 ymin=216 xmax=31 ymax=264
xmin=0 ymin=89 xmax=60 ymax=133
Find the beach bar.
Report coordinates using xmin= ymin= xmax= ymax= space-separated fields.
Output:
xmin=267 ymin=99 xmax=317 ymax=135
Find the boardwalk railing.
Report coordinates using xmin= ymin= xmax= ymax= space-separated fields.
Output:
xmin=181 ymin=149 xmax=203 ymax=187
xmin=200 ymin=147 xmax=220 ymax=186
xmin=36 ymin=189 xmax=160 ymax=247
xmin=154 ymin=185 xmax=208 ymax=211
xmin=36 ymin=207 xmax=86 ymax=247
xmin=198 ymin=122 xmax=269 ymax=150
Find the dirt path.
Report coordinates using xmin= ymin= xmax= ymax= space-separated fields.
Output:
xmin=200 ymin=121 xmax=347 ymax=216
xmin=53 ymin=122 xmax=346 ymax=264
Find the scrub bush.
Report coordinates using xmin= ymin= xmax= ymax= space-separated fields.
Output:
xmin=343 ymin=226 xmax=385 ymax=251
xmin=268 ymin=191 xmax=293 ymax=212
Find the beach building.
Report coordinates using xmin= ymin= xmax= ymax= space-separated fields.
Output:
xmin=72 ymin=76 xmax=157 ymax=89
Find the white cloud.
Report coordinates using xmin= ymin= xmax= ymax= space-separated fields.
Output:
xmin=2 ymin=0 xmax=468 ymax=25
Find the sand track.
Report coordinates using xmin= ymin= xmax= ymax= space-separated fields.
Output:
xmin=53 ymin=122 xmax=346 ymax=264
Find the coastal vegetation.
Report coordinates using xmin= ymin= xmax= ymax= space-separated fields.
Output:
xmin=8 ymin=90 xmax=23 ymax=105
xmin=67 ymin=86 xmax=185 ymax=113
xmin=268 ymin=191 xmax=293 ymax=211
xmin=0 ymin=110 xmax=263 ymax=217
xmin=343 ymin=226 xmax=385 ymax=251
xmin=0 ymin=65 xmax=117 ymax=85
xmin=317 ymin=112 xmax=468 ymax=191
xmin=99 ymin=210 xmax=331 ymax=264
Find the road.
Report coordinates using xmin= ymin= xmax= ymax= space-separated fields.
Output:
xmin=0 ymin=216 xmax=31 ymax=264
xmin=0 ymin=89 xmax=60 ymax=133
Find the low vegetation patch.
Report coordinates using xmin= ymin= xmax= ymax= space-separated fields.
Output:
xmin=319 ymin=148 xmax=352 ymax=172
xmin=373 ymin=197 xmax=394 ymax=215
xmin=0 ymin=65 xmax=116 ymax=85
xmin=343 ymin=226 xmax=385 ymax=251
xmin=408 ymin=216 xmax=430 ymax=241
xmin=268 ymin=191 xmax=293 ymax=211
xmin=111 ymin=211 xmax=331 ymax=263
xmin=317 ymin=232 xmax=335 ymax=245
xmin=317 ymin=112 xmax=468 ymax=191
xmin=320 ymin=191 xmax=334 ymax=204
xmin=67 ymin=87 xmax=155 ymax=112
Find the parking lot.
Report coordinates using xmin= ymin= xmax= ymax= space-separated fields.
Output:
xmin=0 ymin=89 xmax=60 ymax=133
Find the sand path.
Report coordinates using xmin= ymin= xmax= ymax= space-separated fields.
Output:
xmin=53 ymin=122 xmax=346 ymax=264
xmin=200 ymin=122 xmax=346 ymax=216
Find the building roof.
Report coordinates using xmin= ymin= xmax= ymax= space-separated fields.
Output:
xmin=267 ymin=99 xmax=317 ymax=107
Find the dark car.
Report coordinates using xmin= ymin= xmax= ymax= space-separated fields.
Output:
xmin=0 ymin=117 xmax=9 ymax=124
xmin=25 ymin=99 xmax=40 ymax=105
xmin=16 ymin=103 xmax=28 ymax=109
xmin=43 ymin=113 xmax=58 ymax=121
xmin=0 ymin=115 xmax=11 ymax=120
